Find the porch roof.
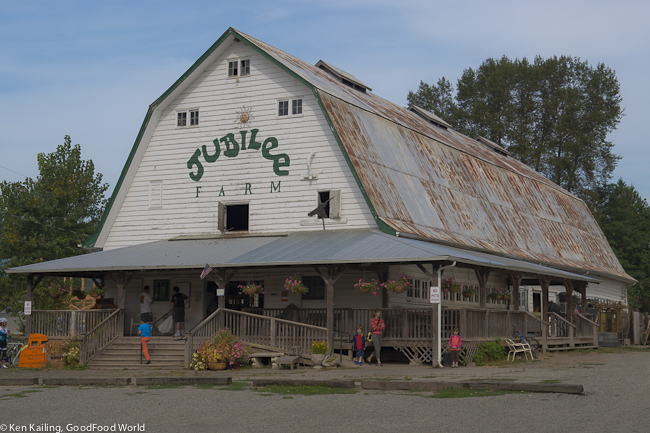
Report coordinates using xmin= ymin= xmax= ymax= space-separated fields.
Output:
xmin=8 ymin=229 xmax=598 ymax=282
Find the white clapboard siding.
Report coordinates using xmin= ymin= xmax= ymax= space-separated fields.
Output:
xmin=102 ymin=42 xmax=375 ymax=249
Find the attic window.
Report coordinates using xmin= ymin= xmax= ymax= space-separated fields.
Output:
xmin=228 ymin=59 xmax=250 ymax=78
xmin=278 ymin=98 xmax=303 ymax=117
xmin=408 ymin=105 xmax=451 ymax=130
xmin=177 ymin=109 xmax=199 ymax=128
xmin=315 ymin=60 xmax=372 ymax=93
xmin=316 ymin=190 xmax=341 ymax=219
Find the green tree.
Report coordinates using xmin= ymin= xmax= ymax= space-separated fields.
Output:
xmin=407 ymin=55 xmax=623 ymax=201
xmin=0 ymin=135 xmax=108 ymax=315
xmin=592 ymin=180 xmax=650 ymax=312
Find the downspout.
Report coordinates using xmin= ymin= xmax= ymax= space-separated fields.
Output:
xmin=435 ymin=261 xmax=456 ymax=368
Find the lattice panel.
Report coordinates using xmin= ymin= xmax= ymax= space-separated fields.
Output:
xmin=395 ymin=340 xmax=482 ymax=366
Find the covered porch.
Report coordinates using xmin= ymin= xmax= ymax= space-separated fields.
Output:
xmin=12 ymin=229 xmax=600 ymax=368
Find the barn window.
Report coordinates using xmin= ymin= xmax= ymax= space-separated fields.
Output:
xmin=190 ymin=109 xmax=199 ymax=126
xmin=292 ymin=99 xmax=302 ymax=115
xmin=240 ymin=59 xmax=250 ymax=76
xmin=302 ymin=276 xmax=325 ymax=300
xmin=218 ymin=203 xmax=249 ymax=232
xmin=228 ymin=59 xmax=250 ymax=77
xmin=228 ymin=60 xmax=238 ymax=77
xmin=278 ymin=98 xmax=303 ymax=117
xmin=177 ymin=112 xmax=187 ymax=127
xmin=316 ymin=190 xmax=341 ymax=219
xmin=177 ymin=109 xmax=199 ymax=128
xmin=278 ymin=100 xmax=289 ymax=116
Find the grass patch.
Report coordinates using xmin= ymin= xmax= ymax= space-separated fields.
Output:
xmin=145 ymin=384 xmax=183 ymax=389
xmin=218 ymin=381 xmax=250 ymax=391
xmin=0 ymin=390 xmax=42 ymax=400
xmin=426 ymin=388 xmax=518 ymax=399
xmin=253 ymin=385 xmax=357 ymax=396
xmin=540 ymin=379 xmax=562 ymax=384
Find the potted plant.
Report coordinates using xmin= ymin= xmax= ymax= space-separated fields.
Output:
xmin=310 ymin=340 xmax=327 ymax=367
xmin=72 ymin=289 xmax=87 ymax=300
xmin=354 ymin=279 xmax=379 ymax=295
xmin=384 ymin=273 xmax=411 ymax=294
xmin=442 ymin=277 xmax=461 ymax=294
xmin=284 ymin=275 xmax=309 ymax=295
xmin=62 ymin=339 xmax=81 ymax=367
xmin=47 ymin=282 xmax=69 ymax=299
xmin=487 ymin=291 xmax=500 ymax=301
xmin=462 ymin=287 xmax=477 ymax=298
xmin=45 ymin=340 xmax=66 ymax=369
xmin=238 ymin=283 xmax=264 ymax=296
xmin=87 ymin=287 xmax=105 ymax=298
xmin=189 ymin=328 xmax=251 ymax=371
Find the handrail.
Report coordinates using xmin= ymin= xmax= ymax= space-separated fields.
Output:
xmin=79 ymin=309 xmax=124 ymax=365
xmin=188 ymin=308 xmax=222 ymax=335
xmin=80 ymin=308 xmax=123 ymax=342
xmin=550 ymin=312 xmax=577 ymax=328
xmin=526 ymin=312 xmax=550 ymax=326
xmin=231 ymin=309 xmax=328 ymax=331
xmin=576 ymin=312 xmax=598 ymax=326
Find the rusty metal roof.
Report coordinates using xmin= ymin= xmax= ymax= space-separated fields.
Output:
xmin=233 ymin=29 xmax=632 ymax=283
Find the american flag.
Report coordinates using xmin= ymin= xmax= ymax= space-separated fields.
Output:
xmin=200 ymin=264 xmax=212 ymax=279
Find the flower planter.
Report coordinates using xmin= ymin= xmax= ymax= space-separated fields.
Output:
xmin=448 ymin=284 xmax=460 ymax=293
xmin=208 ymin=362 xmax=227 ymax=371
xmin=244 ymin=287 xmax=259 ymax=295
xmin=50 ymin=359 xmax=65 ymax=370
xmin=311 ymin=354 xmax=325 ymax=367
xmin=462 ymin=292 xmax=474 ymax=298
xmin=49 ymin=292 xmax=61 ymax=299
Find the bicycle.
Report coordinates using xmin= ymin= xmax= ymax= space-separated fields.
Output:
xmin=5 ymin=341 xmax=25 ymax=367
xmin=513 ymin=324 xmax=539 ymax=359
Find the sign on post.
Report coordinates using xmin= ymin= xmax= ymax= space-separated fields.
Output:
xmin=24 ymin=301 xmax=32 ymax=315
xmin=216 ymin=289 xmax=225 ymax=297
xmin=430 ymin=286 xmax=441 ymax=304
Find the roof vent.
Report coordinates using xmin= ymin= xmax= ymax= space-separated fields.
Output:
xmin=315 ymin=60 xmax=371 ymax=93
xmin=475 ymin=136 xmax=511 ymax=157
xmin=408 ymin=105 xmax=451 ymax=130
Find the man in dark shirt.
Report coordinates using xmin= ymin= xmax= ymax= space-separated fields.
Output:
xmin=170 ymin=286 xmax=188 ymax=337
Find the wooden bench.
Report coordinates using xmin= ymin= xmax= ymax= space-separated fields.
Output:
xmin=275 ymin=355 xmax=301 ymax=370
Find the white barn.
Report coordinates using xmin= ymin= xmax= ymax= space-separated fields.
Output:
xmin=10 ymin=28 xmax=635 ymax=367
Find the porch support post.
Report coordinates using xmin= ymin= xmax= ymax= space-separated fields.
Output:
xmin=25 ymin=275 xmax=34 ymax=337
xmin=565 ymin=280 xmax=574 ymax=323
xmin=209 ymin=268 xmax=238 ymax=310
xmin=539 ymin=276 xmax=550 ymax=354
xmin=508 ymin=273 xmax=523 ymax=311
xmin=474 ymin=268 xmax=491 ymax=308
xmin=111 ymin=272 xmax=135 ymax=310
xmin=372 ymin=264 xmax=389 ymax=309
xmin=314 ymin=265 xmax=348 ymax=355
xmin=576 ymin=282 xmax=588 ymax=313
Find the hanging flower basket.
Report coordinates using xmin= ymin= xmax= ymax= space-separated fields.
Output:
xmin=88 ymin=288 xmax=105 ymax=298
xmin=238 ymin=283 xmax=264 ymax=296
xmin=49 ymin=291 xmax=61 ymax=299
xmin=354 ymin=279 xmax=379 ymax=295
xmin=284 ymin=275 xmax=309 ymax=295
xmin=442 ymin=278 xmax=460 ymax=294
xmin=72 ymin=289 xmax=87 ymax=300
xmin=384 ymin=273 xmax=411 ymax=294
xmin=462 ymin=288 xmax=477 ymax=298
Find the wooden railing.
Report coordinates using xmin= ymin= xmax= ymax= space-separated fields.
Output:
xmin=79 ymin=309 xmax=124 ymax=364
xmin=32 ymin=309 xmax=114 ymax=338
xmin=185 ymin=308 xmax=327 ymax=368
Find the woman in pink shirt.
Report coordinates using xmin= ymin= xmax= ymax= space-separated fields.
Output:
xmin=366 ymin=309 xmax=385 ymax=366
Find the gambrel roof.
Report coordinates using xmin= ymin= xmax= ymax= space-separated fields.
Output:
xmin=84 ymin=27 xmax=633 ymax=283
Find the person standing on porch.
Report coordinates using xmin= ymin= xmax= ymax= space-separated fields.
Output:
xmin=366 ymin=309 xmax=385 ymax=366
xmin=138 ymin=318 xmax=152 ymax=364
xmin=449 ymin=327 xmax=462 ymax=368
xmin=349 ymin=326 xmax=366 ymax=366
xmin=139 ymin=285 xmax=154 ymax=323
xmin=170 ymin=286 xmax=188 ymax=337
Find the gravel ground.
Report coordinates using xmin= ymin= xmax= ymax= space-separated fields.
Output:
xmin=1 ymin=348 xmax=648 ymax=432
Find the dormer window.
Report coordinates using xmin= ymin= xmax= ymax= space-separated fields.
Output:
xmin=408 ymin=105 xmax=451 ymax=130
xmin=315 ymin=60 xmax=372 ymax=93
xmin=228 ymin=59 xmax=250 ymax=78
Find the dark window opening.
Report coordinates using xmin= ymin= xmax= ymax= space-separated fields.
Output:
xmin=206 ymin=280 xmax=263 ymax=314
xmin=226 ymin=204 xmax=249 ymax=231
xmin=318 ymin=191 xmax=330 ymax=219
xmin=278 ymin=100 xmax=289 ymax=116
xmin=302 ymin=276 xmax=325 ymax=300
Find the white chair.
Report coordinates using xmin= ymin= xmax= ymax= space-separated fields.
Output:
xmin=505 ymin=338 xmax=532 ymax=361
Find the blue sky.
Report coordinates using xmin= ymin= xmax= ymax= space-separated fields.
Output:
xmin=1 ymin=0 xmax=648 ymax=202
